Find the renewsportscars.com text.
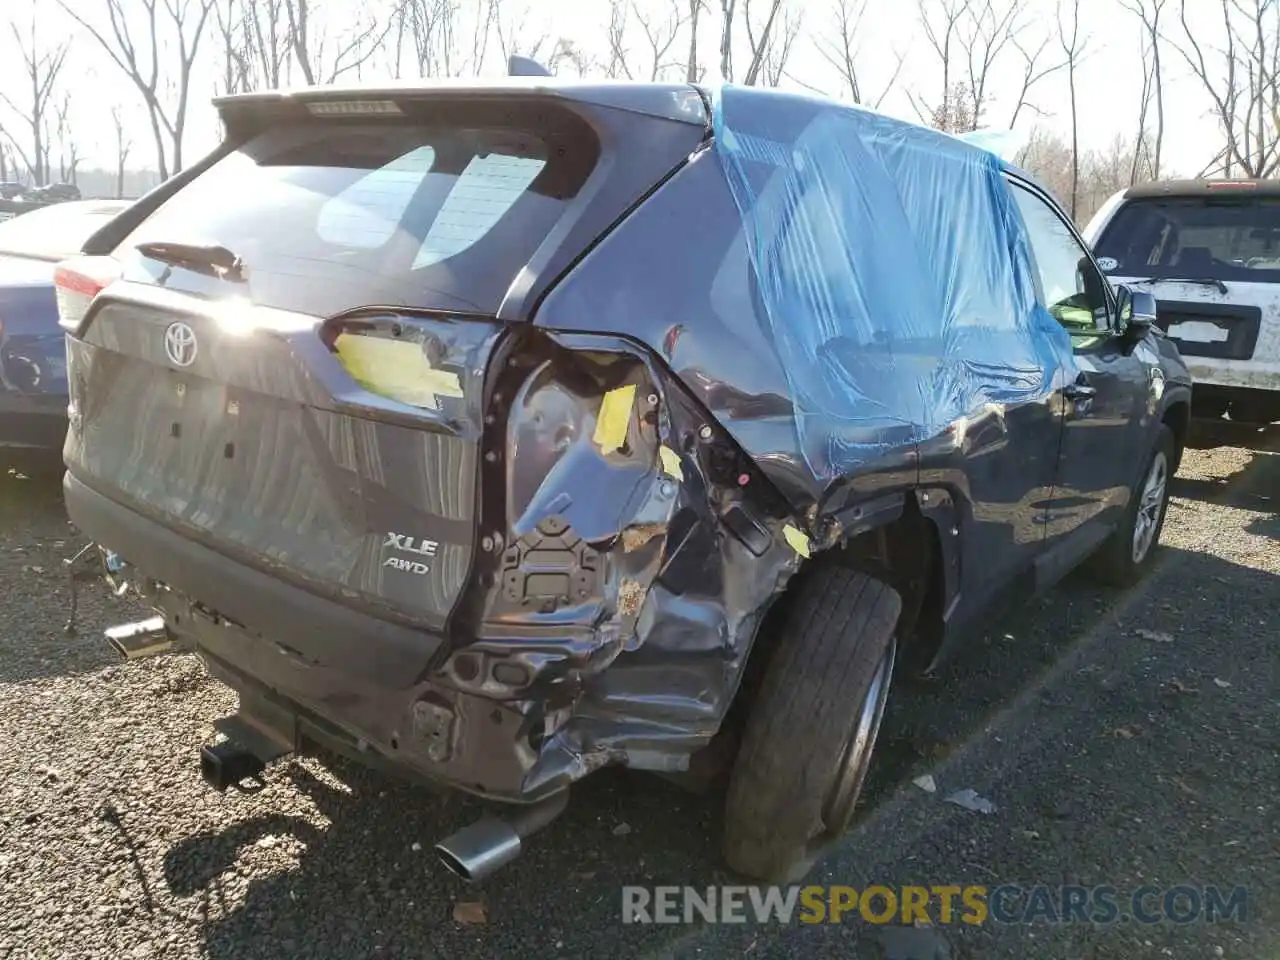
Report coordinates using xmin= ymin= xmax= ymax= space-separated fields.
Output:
xmin=621 ymin=884 xmax=1249 ymax=926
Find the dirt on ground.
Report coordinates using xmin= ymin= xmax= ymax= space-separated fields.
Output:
xmin=0 ymin=438 xmax=1276 ymax=960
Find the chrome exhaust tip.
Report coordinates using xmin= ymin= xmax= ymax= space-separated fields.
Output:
xmin=435 ymin=818 xmax=523 ymax=882
xmin=434 ymin=790 xmax=569 ymax=883
xmin=104 ymin=616 xmax=172 ymax=660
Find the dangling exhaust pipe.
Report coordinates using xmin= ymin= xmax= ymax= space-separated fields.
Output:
xmin=104 ymin=616 xmax=173 ymax=660
xmin=435 ymin=790 xmax=569 ymax=883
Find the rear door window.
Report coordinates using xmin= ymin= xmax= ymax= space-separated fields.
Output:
xmin=117 ymin=116 xmax=594 ymax=317
xmin=1093 ymin=196 xmax=1280 ymax=282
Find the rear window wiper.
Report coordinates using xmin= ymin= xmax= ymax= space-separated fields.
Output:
xmin=134 ymin=240 xmax=247 ymax=282
xmin=1132 ymin=276 xmax=1228 ymax=295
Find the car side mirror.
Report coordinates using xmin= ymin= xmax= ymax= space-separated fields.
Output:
xmin=1115 ymin=284 xmax=1157 ymax=337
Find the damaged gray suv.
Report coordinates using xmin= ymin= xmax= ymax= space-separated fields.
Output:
xmin=57 ymin=75 xmax=1191 ymax=883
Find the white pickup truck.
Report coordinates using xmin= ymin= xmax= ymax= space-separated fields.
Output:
xmin=1085 ymin=179 xmax=1280 ymax=424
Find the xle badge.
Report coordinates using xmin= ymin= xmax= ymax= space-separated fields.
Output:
xmin=383 ymin=532 xmax=439 ymax=576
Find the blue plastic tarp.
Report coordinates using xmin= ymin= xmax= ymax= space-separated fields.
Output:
xmin=953 ymin=127 xmax=1032 ymax=162
xmin=711 ymin=86 xmax=1074 ymax=481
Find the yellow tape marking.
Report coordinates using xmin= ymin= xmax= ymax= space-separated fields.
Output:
xmin=593 ymin=384 xmax=636 ymax=454
xmin=334 ymin=334 xmax=463 ymax=409
xmin=783 ymin=524 xmax=811 ymax=558
xmin=658 ymin=445 xmax=684 ymax=480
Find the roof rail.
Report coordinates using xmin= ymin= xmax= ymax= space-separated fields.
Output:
xmin=508 ymin=55 xmax=552 ymax=77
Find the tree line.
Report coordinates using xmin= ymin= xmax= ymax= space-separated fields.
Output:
xmin=1 ymin=0 xmax=1278 ymax=223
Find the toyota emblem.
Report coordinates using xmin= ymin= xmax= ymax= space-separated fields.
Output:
xmin=164 ymin=321 xmax=198 ymax=367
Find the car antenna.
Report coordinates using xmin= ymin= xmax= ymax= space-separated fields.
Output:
xmin=508 ymin=55 xmax=552 ymax=77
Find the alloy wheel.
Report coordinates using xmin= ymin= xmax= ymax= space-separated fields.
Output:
xmin=1132 ymin=450 xmax=1168 ymax=563
xmin=822 ymin=637 xmax=897 ymax=836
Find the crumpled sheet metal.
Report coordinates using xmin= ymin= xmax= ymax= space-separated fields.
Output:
xmin=711 ymin=86 xmax=1075 ymax=481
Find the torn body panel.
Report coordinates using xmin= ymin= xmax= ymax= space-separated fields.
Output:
xmin=448 ymin=329 xmax=807 ymax=791
xmin=66 ymin=318 xmax=812 ymax=801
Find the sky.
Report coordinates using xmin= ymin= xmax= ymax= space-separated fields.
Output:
xmin=0 ymin=0 xmax=1228 ymax=177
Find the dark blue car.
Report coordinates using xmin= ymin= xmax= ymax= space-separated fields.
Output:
xmin=57 ymin=79 xmax=1191 ymax=884
xmin=0 ymin=200 xmax=131 ymax=454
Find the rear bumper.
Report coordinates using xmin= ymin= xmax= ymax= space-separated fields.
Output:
xmin=61 ymin=472 xmax=575 ymax=803
xmin=0 ymin=390 xmax=65 ymax=450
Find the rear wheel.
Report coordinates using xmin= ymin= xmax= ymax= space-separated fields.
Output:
xmin=722 ymin=567 xmax=901 ymax=882
xmin=1093 ymin=425 xmax=1174 ymax=586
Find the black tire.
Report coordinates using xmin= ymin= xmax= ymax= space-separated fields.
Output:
xmin=1093 ymin=425 xmax=1175 ymax=586
xmin=722 ymin=567 xmax=901 ymax=882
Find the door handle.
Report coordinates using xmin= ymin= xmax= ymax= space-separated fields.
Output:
xmin=1064 ymin=382 xmax=1096 ymax=400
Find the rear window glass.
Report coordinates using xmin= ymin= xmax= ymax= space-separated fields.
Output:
xmin=117 ymin=116 xmax=597 ymax=316
xmin=1094 ymin=197 xmax=1280 ymax=282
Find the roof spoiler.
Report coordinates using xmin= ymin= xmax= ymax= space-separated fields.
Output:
xmin=508 ymin=55 xmax=552 ymax=78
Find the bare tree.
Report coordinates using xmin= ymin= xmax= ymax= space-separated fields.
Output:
xmin=911 ymin=0 xmax=967 ymax=128
xmin=465 ymin=0 xmax=500 ymax=76
xmin=718 ymin=0 xmax=737 ymax=80
xmin=0 ymin=17 xmax=69 ymax=186
xmin=58 ymin=0 xmax=216 ymax=180
xmin=932 ymin=82 xmax=976 ymax=132
xmin=760 ymin=3 xmax=802 ymax=86
xmin=1196 ymin=145 xmax=1232 ymax=178
xmin=634 ymin=0 xmax=689 ymax=81
xmin=283 ymin=0 xmax=320 ymax=83
xmin=605 ymin=0 xmax=633 ymax=78
xmin=285 ymin=0 xmax=392 ymax=84
xmin=54 ymin=92 xmax=80 ymax=185
xmin=547 ymin=37 xmax=593 ymax=76
xmin=1120 ymin=0 xmax=1167 ymax=181
xmin=245 ymin=0 xmax=292 ymax=87
xmin=111 ymin=107 xmax=133 ymax=199
xmin=1128 ymin=25 xmax=1156 ymax=184
xmin=813 ymin=0 xmax=904 ymax=107
xmin=961 ymin=0 xmax=1020 ymax=129
xmin=1174 ymin=0 xmax=1280 ymax=178
xmin=1018 ymin=125 xmax=1154 ymax=222
xmin=393 ymin=0 xmax=496 ymax=79
xmin=1057 ymin=0 xmax=1088 ymax=218
xmin=1016 ymin=125 xmax=1074 ymax=205
xmin=1006 ymin=32 xmax=1068 ymax=128
xmin=686 ymin=0 xmax=706 ymax=81
xmin=914 ymin=0 xmax=1035 ymax=132
xmin=496 ymin=1 xmax=549 ymax=66
xmin=740 ymin=0 xmax=789 ymax=86
xmin=213 ymin=0 xmax=254 ymax=94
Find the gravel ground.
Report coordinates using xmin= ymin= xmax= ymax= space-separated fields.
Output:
xmin=0 ymin=436 xmax=1276 ymax=960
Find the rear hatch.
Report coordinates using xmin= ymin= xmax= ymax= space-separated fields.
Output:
xmin=1092 ymin=190 xmax=1280 ymax=367
xmin=63 ymin=87 xmax=707 ymax=633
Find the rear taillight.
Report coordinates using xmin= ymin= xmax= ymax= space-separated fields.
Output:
xmin=54 ymin=256 xmax=121 ymax=332
xmin=325 ymin=315 xmax=475 ymax=411
xmin=333 ymin=331 xmax=463 ymax=409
